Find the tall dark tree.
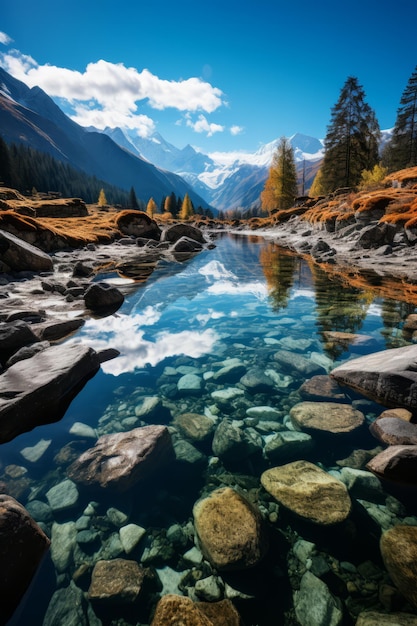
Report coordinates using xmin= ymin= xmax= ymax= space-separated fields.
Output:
xmin=320 ymin=76 xmax=380 ymax=193
xmin=128 ymin=186 xmax=139 ymax=209
xmin=0 ymin=136 xmax=12 ymax=187
xmin=382 ymin=65 xmax=417 ymax=171
xmin=260 ymin=137 xmax=298 ymax=214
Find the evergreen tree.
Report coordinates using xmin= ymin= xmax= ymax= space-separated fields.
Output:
xmin=320 ymin=76 xmax=380 ymax=193
xmin=98 ymin=188 xmax=108 ymax=206
xmin=128 ymin=186 xmax=139 ymax=209
xmin=179 ymin=193 xmax=194 ymax=220
xmin=260 ymin=137 xmax=298 ymax=215
xmin=164 ymin=193 xmax=174 ymax=216
xmin=0 ymin=136 xmax=12 ymax=187
xmin=382 ymin=65 xmax=417 ymax=171
xmin=146 ymin=197 xmax=158 ymax=217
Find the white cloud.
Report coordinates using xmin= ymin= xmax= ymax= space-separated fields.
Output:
xmin=230 ymin=125 xmax=244 ymax=136
xmin=186 ymin=113 xmax=224 ymax=137
xmin=0 ymin=32 xmax=12 ymax=45
xmin=0 ymin=50 xmax=225 ymax=132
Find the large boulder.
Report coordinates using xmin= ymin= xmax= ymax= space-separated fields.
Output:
xmin=369 ymin=417 xmax=417 ymax=446
xmin=84 ymin=282 xmax=124 ymax=313
xmin=67 ymin=425 xmax=175 ymax=492
xmin=0 ymin=320 xmax=40 ymax=364
xmin=115 ymin=210 xmax=161 ymax=240
xmin=0 ymin=228 xmax=53 ymax=272
xmin=161 ymin=223 xmax=207 ymax=244
xmin=0 ymin=494 xmax=50 ymax=624
xmin=289 ymin=401 xmax=365 ymax=436
xmin=0 ymin=343 xmax=101 ymax=443
xmin=193 ymin=487 xmax=268 ymax=571
xmin=380 ymin=525 xmax=417 ymax=610
xmin=261 ymin=461 xmax=352 ymax=525
xmin=151 ymin=596 xmax=242 ymax=625
xmin=330 ymin=344 xmax=417 ymax=410
xmin=366 ymin=445 xmax=417 ymax=485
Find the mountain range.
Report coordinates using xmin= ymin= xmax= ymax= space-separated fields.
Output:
xmin=0 ymin=67 xmax=210 ymax=209
xmin=0 ymin=65 xmax=389 ymax=212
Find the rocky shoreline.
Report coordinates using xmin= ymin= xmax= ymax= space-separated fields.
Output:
xmin=3 ymin=203 xmax=417 ymax=625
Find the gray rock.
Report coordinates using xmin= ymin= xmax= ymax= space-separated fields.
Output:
xmin=339 ymin=467 xmax=384 ymax=501
xmin=46 ymin=479 xmax=79 ymax=512
xmin=370 ymin=416 xmax=417 ymax=446
xmin=177 ymin=373 xmax=203 ymax=395
xmin=161 ymin=223 xmax=206 ymax=244
xmin=84 ymin=282 xmax=124 ymax=313
xmin=174 ymin=439 xmax=207 ymax=467
xmin=50 ymin=521 xmax=77 ymax=573
xmin=20 ymin=438 xmax=51 ymax=463
xmin=0 ymin=228 xmax=53 ymax=272
xmin=172 ymin=236 xmax=204 ymax=253
xmin=119 ymin=523 xmax=146 ymax=554
xmin=274 ymin=349 xmax=327 ymax=377
xmin=0 ymin=343 xmax=101 ymax=443
xmin=5 ymin=340 xmax=50 ymax=367
xmin=264 ymin=430 xmax=314 ymax=463
xmin=356 ymin=611 xmax=417 ymax=626
xmin=331 ymin=344 xmax=417 ymax=410
xmin=43 ymin=582 xmax=90 ymax=626
xmin=25 ymin=499 xmax=53 ymax=523
xmin=294 ymin=571 xmax=343 ymax=626
xmin=0 ymin=320 xmax=40 ymax=363
xmin=212 ymin=359 xmax=246 ymax=384
xmin=366 ymin=445 xmax=417 ymax=485
xmin=240 ymin=367 xmax=275 ymax=393
xmin=212 ymin=418 xmax=262 ymax=463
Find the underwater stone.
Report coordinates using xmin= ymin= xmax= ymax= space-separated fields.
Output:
xmin=290 ymin=401 xmax=365 ymax=435
xmin=107 ymin=507 xmax=129 ymax=527
xmin=88 ymin=558 xmax=146 ymax=605
xmin=212 ymin=360 xmax=246 ymax=384
xmin=380 ymin=525 xmax=417 ymax=610
xmin=294 ymin=570 xmax=343 ymax=626
xmin=46 ymin=479 xmax=79 ymax=512
xmin=246 ymin=406 xmax=283 ymax=421
xmin=43 ymin=581 xmax=89 ymax=626
xmin=240 ymin=367 xmax=275 ymax=394
xmin=274 ymin=349 xmax=327 ymax=377
xmin=261 ymin=461 xmax=351 ymax=525
xmin=25 ymin=499 xmax=53 ymax=524
xmin=119 ymin=523 xmax=146 ymax=554
xmin=69 ymin=421 xmax=97 ymax=439
xmin=20 ymin=438 xmax=51 ymax=463
xmin=356 ymin=611 xmax=417 ymax=626
xmin=212 ymin=419 xmax=262 ymax=464
xmin=50 ymin=521 xmax=77 ymax=573
xmin=177 ymin=373 xmax=204 ymax=395
xmin=211 ymin=387 xmax=244 ymax=404
xmin=194 ymin=575 xmax=224 ymax=602
xmin=173 ymin=412 xmax=215 ymax=443
xmin=264 ymin=430 xmax=314 ymax=463
xmin=193 ymin=487 xmax=268 ymax=571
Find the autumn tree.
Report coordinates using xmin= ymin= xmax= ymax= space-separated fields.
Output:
xmin=146 ymin=197 xmax=158 ymax=217
xmin=98 ymin=188 xmax=107 ymax=207
xmin=382 ymin=65 xmax=417 ymax=171
xmin=179 ymin=192 xmax=194 ymax=220
xmin=320 ymin=76 xmax=380 ymax=193
xmin=261 ymin=137 xmax=298 ymax=215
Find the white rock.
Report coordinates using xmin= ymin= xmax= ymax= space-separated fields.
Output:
xmin=46 ymin=479 xmax=79 ymax=512
xmin=69 ymin=421 xmax=97 ymax=439
xmin=20 ymin=438 xmax=51 ymax=462
xmin=119 ymin=523 xmax=146 ymax=554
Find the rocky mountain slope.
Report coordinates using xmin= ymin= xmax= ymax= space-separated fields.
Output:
xmin=0 ymin=67 xmax=210 ymax=209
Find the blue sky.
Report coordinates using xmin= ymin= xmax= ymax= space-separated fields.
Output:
xmin=1 ymin=0 xmax=417 ymax=156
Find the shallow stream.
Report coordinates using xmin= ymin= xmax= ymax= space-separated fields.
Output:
xmin=3 ymin=233 xmax=417 ymax=625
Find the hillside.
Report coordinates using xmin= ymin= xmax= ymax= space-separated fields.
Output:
xmin=0 ymin=68 xmax=210 ymax=209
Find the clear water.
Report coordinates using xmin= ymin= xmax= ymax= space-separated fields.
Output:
xmin=3 ymin=233 xmax=417 ymax=625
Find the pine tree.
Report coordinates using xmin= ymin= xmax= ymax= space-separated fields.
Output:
xmin=260 ymin=137 xmax=298 ymax=215
xmin=179 ymin=193 xmax=194 ymax=220
xmin=98 ymin=188 xmax=108 ymax=206
xmin=128 ymin=186 xmax=139 ymax=209
xmin=146 ymin=197 xmax=158 ymax=217
xmin=0 ymin=136 xmax=12 ymax=187
xmin=320 ymin=76 xmax=380 ymax=193
xmin=382 ymin=65 xmax=417 ymax=171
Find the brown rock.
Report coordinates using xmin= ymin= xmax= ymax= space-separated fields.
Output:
xmin=378 ymin=408 xmax=414 ymax=422
xmin=151 ymin=595 xmax=212 ymax=625
xmin=193 ymin=487 xmax=268 ymax=571
xmin=174 ymin=413 xmax=215 ymax=442
xmin=261 ymin=461 xmax=351 ymax=525
xmin=68 ymin=425 xmax=174 ymax=492
xmin=0 ymin=494 xmax=50 ymax=623
xmin=88 ymin=558 xmax=145 ymax=604
xmin=356 ymin=611 xmax=417 ymax=625
xmin=198 ymin=599 xmax=243 ymax=625
xmin=370 ymin=417 xmax=417 ymax=446
xmin=366 ymin=445 xmax=417 ymax=485
xmin=380 ymin=525 xmax=417 ymax=610
xmin=298 ymin=375 xmax=348 ymax=402
xmin=290 ymin=401 xmax=365 ymax=435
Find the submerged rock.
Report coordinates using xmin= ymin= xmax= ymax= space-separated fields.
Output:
xmin=212 ymin=418 xmax=262 ymax=463
xmin=193 ymin=487 xmax=268 ymax=571
xmin=369 ymin=416 xmax=417 ymax=446
xmin=298 ymin=375 xmax=348 ymax=402
xmin=330 ymin=344 xmax=417 ymax=410
xmin=67 ymin=424 xmax=174 ymax=492
xmin=294 ymin=570 xmax=343 ymax=626
xmin=289 ymin=401 xmax=365 ymax=436
xmin=0 ymin=494 xmax=50 ymax=624
xmin=356 ymin=610 xmax=417 ymax=625
xmin=380 ymin=525 xmax=417 ymax=610
xmin=173 ymin=412 xmax=215 ymax=443
xmin=261 ymin=461 xmax=351 ymax=525
xmin=88 ymin=558 xmax=146 ymax=605
xmin=366 ymin=445 xmax=417 ymax=485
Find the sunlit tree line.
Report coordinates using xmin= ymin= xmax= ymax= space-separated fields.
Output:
xmin=262 ymin=66 xmax=417 ymax=215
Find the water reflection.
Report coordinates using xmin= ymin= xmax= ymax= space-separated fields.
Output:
xmin=2 ymin=233 xmax=417 ymax=626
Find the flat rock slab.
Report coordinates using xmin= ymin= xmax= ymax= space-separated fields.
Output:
xmin=366 ymin=445 xmax=417 ymax=485
xmin=290 ymin=401 xmax=365 ymax=435
xmin=0 ymin=228 xmax=53 ymax=272
xmin=261 ymin=460 xmax=352 ymax=525
xmin=193 ymin=487 xmax=268 ymax=571
xmin=370 ymin=416 xmax=417 ymax=445
xmin=67 ymin=425 xmax=174 ymax=492
xmin=0 ymin=343 xmax=101 ymax=443
xmin=330 ymin=344 xmax=417 ymax=410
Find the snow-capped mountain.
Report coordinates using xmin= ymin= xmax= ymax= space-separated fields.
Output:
xmin=103 ymin=128 xmax=325 ymax=211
